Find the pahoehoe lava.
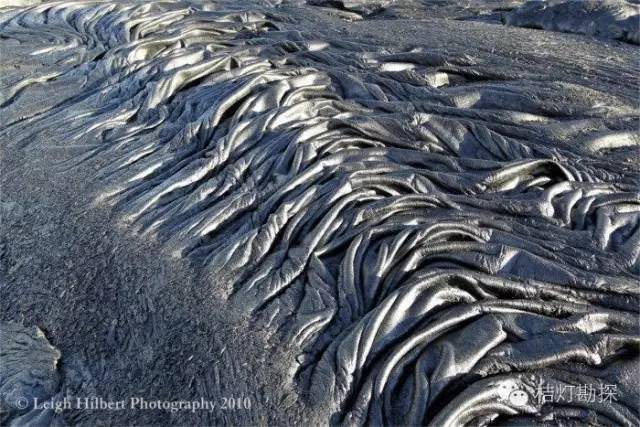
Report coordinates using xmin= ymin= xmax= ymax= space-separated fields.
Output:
xmin=1 ymin=0 xmax=638 ymax=426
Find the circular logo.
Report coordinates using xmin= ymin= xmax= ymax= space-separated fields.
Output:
xmin=508 ymin=389 xmax=529 ymax=407
xmin=15 ymin=397 xmax=29 ymax=410
xmin=495 ymin=380 xmax=530 ymax=407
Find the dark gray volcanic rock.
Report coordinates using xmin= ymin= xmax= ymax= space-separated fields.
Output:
xmin=504 ymin=0 xmax=640 ymax=44
xmin=0 ymin=323 xmax=61 ymax=426
xmin=0 ymin=0 xmax=638 ymax=426
xmin=367 ymin=0 xmax=524 ymax=21
xmin=308 ymin=0 xmax=392 ymax=15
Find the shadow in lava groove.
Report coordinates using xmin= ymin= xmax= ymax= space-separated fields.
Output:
xmin=1 ymin=1 xmax=639 ymax=425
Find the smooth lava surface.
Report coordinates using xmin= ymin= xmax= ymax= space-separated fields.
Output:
xmin=1 ymin=1 xmax=639 ymax=426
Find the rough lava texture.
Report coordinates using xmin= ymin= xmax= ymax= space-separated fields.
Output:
xmin=0 ymin=0 xmax=639 ymax=426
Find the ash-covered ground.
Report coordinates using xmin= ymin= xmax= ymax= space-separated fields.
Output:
xmin=1 ymin=1 xmax=639 ymax=426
